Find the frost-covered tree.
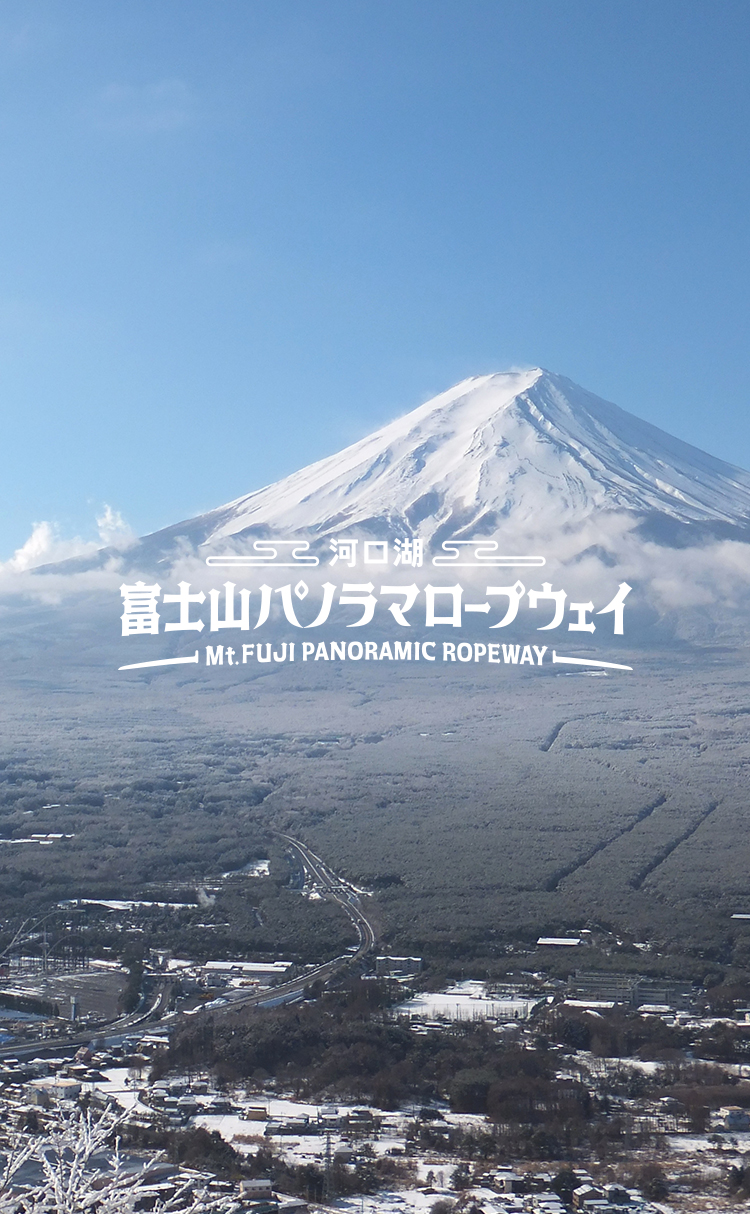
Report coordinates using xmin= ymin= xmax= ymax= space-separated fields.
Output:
xmin=0 ymin=1105 xmax=243 ymax=1212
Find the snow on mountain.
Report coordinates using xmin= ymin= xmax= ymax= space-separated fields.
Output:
xmin=140 ymin=368 xmax=750 ymax=562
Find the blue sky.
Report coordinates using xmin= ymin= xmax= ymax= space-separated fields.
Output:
xmin=2 ymin=0 xmax=750 ymax=557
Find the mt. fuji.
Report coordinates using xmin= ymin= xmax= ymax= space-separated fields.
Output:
xmin=133 ymin=368 xmax=750 ymax=565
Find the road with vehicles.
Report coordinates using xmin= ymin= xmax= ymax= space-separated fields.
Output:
xmin=182 ymin=833 xmax=377 ymax=1014
xmin=0 ymin=835 xmax=377 ymax=1058
xmin=162 ymin=833 xmax=377 ymax=1020
xmin=276 ymin=833 xmax=377 ymax=958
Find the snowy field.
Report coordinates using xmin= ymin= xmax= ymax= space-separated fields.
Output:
xmin=396 ymin=981 xmax=543 ymax=1022
xmin=332 ymin=1187 xmax=525 ymax=1214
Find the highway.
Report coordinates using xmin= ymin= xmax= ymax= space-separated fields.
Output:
xmin=0 ymin=977 xmax=175 ymax=1061
xmin=160 ymin=833 xmax=377 ymax=1020
xmin=0 ymin=836 xmax=377 ymax=1058
xmin=277 ymin=833 xmax=377 ymax=958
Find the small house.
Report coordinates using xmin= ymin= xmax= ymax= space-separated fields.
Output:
xmin=720 ymin=1105 xmax=750 ymax=1131
xmin=240 ymin=1178 xmax=274 ymax=1200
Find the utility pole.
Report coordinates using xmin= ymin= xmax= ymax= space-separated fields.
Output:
xmin=323 ymin=1131 xmax=333 ymax=1201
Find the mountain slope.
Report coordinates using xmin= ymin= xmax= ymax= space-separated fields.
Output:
xmin=138 ymin=369 xmax=750 ymax=560
xmin=36 ymin=369 xmax=750 ymax=579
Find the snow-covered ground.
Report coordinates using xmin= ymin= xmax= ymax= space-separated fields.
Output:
xmin=221 ymin=860 xmax=270 ymax=878
xmin=78 ymin=899 xmax=193 ymax=911
xmin=396 ymin=980 xmax=542 ymax=1022
xmin=83 ymin=1069 xmax=671 ymax=1211
xmin=194 ymin=1096 xmax=407 ymax=1165
xmin=95 ymin=1067 xmax=148 ymax=1112
xmin=331 ymin=1186 xmax=524 ymax=1214
xmin=139 ymin=369 xmax=750 ymax=557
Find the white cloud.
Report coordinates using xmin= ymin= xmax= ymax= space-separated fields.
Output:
xmin=95 ymin=504 xmax=135 ymax=548
xmin=2 ymin=506 xmax=135 ymax=574
xmin=2 ymin=504 xmax=750 ymax=645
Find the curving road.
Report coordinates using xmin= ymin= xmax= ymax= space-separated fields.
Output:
xmin=161 ymin=833 xmax=377 ymax=1021
xmin=0 ymin=836 xmax=377 ymax=1057
xmin=277 ymin=833 xmax=376 ymax=957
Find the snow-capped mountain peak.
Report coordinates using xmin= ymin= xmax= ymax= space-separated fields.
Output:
xmin=146 ymin=368 xmax=750 ymax=559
